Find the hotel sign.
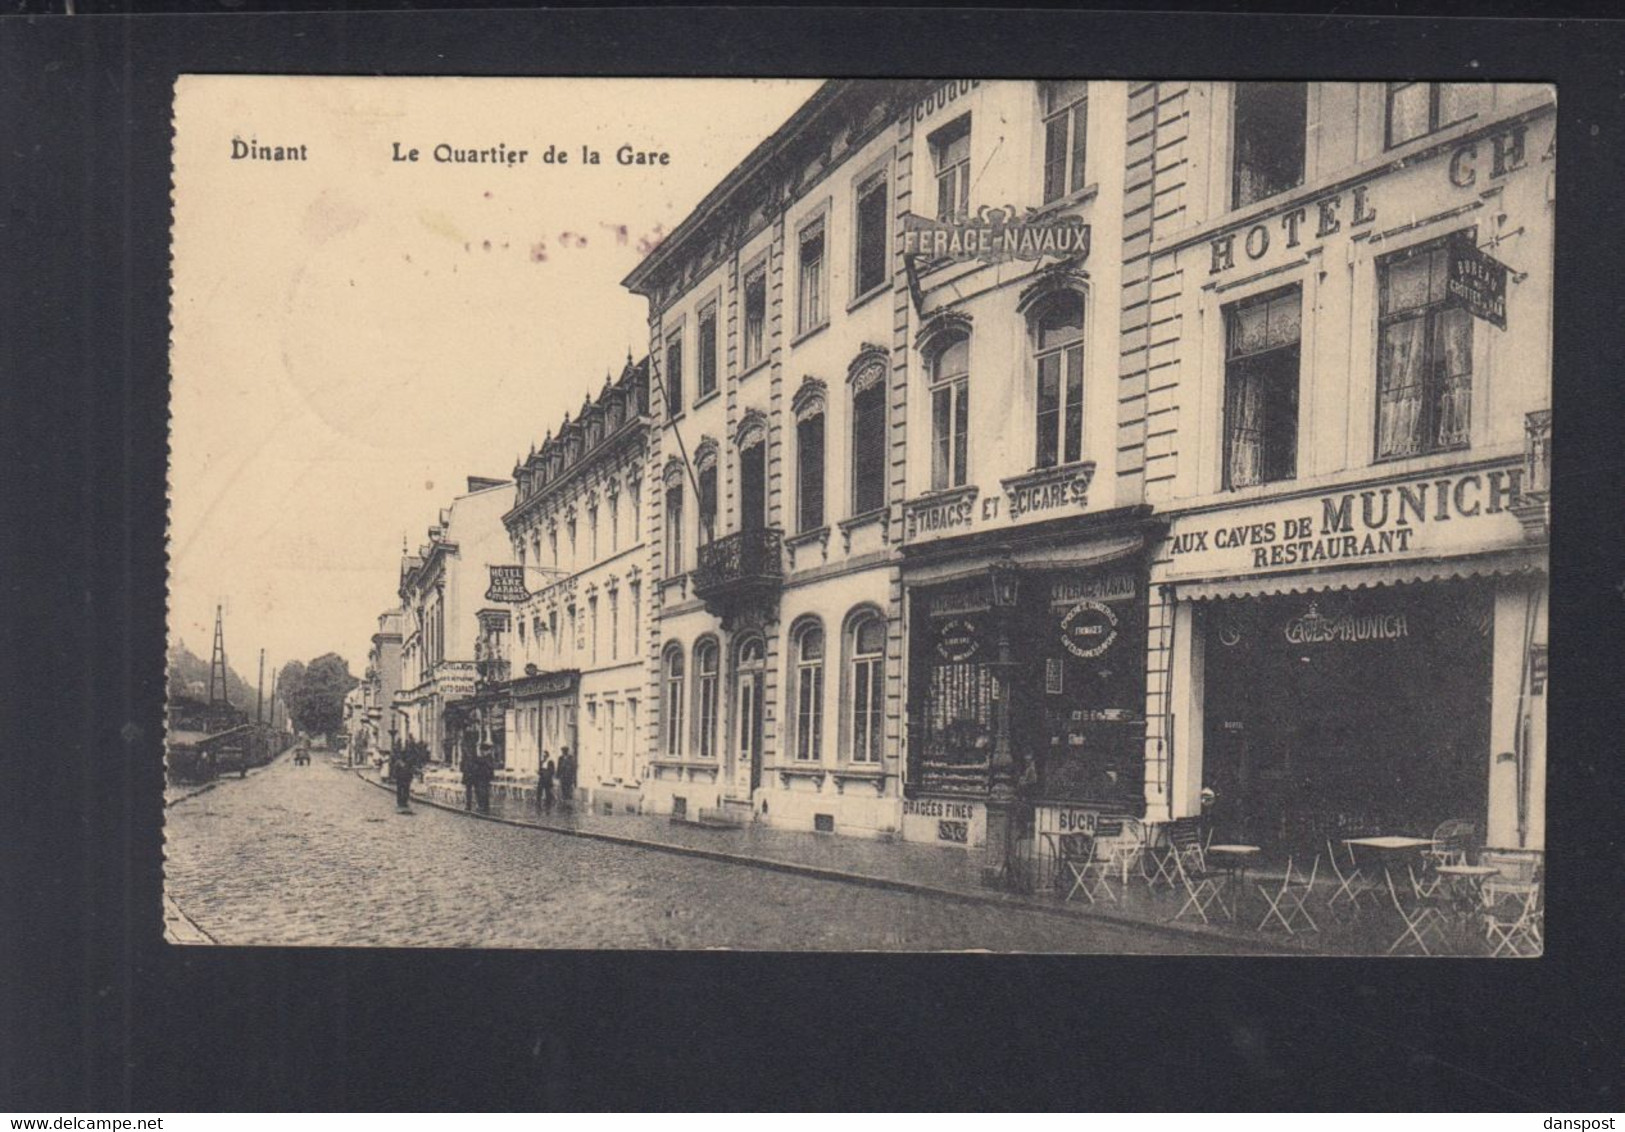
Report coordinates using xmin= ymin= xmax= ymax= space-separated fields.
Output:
xmin=485 ymin=565 xmax=530 ymax=603
xmin=1156 ymin=464 xmax=1533 ymax=583
xmin=902 ymin=206 xmax=1090 ymax=265
xmin=1448 ymin=238 xmax=1510 ymax=330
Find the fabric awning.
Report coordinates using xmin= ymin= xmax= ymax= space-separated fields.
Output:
xmin=1166 ymin=547 xmax=1547 ymax=602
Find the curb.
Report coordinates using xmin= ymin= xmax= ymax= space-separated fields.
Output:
xmin=165 ymin=749 xmax=289 ymax=808
xmin=353 ymin=767 xmax=1297 ymax=954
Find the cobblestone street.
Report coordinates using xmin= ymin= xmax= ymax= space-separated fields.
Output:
xmin=164 ymin=755 xmax=1242 ymax=952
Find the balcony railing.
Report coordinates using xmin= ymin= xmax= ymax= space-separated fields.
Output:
xmin=692 ymin=528 xmax=784 ymax=606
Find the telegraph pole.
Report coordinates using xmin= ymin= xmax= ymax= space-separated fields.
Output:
xmin=256 ymin=649 xmax=266 ymax=724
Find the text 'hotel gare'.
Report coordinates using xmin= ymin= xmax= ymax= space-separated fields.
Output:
xmin=346 ymin=79 xmax=1552 ymax=878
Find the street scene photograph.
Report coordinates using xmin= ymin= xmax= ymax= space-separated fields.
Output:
xmin=166 ymin=75 xmax=1552 ymax=954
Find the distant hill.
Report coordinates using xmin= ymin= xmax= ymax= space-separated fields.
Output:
xmin=167 ymin=639 xmax=262 ymax=711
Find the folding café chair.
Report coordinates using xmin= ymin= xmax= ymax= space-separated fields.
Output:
xmin=1056 ymin=834 xmax=1099 ymax=904
xmin=1067 ymin=833 xmax=1119 ymax=905
xmin=1384 ymin=870 xmax=1449 ymax=956
xmin=1171 ymin=837 xmax=1225 ymax=925
xmin=1107 ymin=818 xmax=1148 ymax=887
xmin=1142 ymin=824 xmax=1179 ymax=890
xmin=1325 ymin=838 xmax=1376 ymax=917
xmin=1421 ymin=819 xmax=1477 ymax=870
xmin=1257 ymin=855 xmax=1320 ymax=936
xmin=1483 ymin=884 xmax=1542 ymax=958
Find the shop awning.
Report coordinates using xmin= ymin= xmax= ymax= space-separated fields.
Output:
xmin=1167 ymin=547 xmax=1548 ymax=602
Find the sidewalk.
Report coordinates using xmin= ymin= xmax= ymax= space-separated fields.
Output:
xmin=357 ymin=767 xmax=1313 ymax=954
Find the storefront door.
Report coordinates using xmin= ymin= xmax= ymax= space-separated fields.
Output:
xmin=1200 ymin=580 xmax=1493 ymax=855
xmin=731 ymin=637 xmax=764 ymax=799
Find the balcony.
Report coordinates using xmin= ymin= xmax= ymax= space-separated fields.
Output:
xmin=692 ymin=528 xmax=784 ymax=627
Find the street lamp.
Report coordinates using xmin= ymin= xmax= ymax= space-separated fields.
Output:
xmin=989 ymin=553 xmax=1022 ymax=609
xmin=983 ymin=552 xmax=1026 ymax=891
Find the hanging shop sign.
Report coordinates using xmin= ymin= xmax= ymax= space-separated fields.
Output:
xmin=936 ymin=618 xmax=981 ymax=662
xmin=1447 ymin=237 xmax=1510 ymax=330
xmin=1156 ymin=462 xmax=1531 ymax=582
xmin=1060 ymin=599 xmax=1119 ymax=659
xmin=485 ymin=564 xmax=531 ymax=603
xmin=1283 ymin=602 xmax=1410 ymax=645
xmin=901 ymin=205 xmax=1091 ymax=265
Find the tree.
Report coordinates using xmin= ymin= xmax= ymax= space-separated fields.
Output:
xmin=276 ymin=660 xmax=307 ymax=731
xmin=285 ymin=653 xmax=358 ymax=740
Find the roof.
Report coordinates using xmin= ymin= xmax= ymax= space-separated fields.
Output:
xmin=621 ymin=80 xmax=929 ymax=298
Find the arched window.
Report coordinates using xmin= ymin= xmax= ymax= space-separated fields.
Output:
xmin=696 ymin=445 xmax=718 ymax=547
xmin=791 ymin=620 xmax=825 ymax=762
xmin=927 ymin=332 xmax=970 ymax=490
xmin=662 ymin=644 xmax=685 ymax=760
xmin=737 ymin=422 xmax=767 ymax=533
xmin=845 ymin=609 xmax=886 ymax=764
xmin=693 ymin=637 xmax=719 ymax=760
xmin=1032 ymin=291 xmax=1085 ymax=469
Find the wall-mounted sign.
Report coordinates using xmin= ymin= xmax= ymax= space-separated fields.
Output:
xmin=1156 ymin=462 xmax=1531 ymax=582
xmin=901 ymin=205 xmax=1090 ymax=265
xmin=936 ymin=618 xmax=981 ymax=662
xmin=1209 ymin=183 xmax=1376 ymax=276
xmin=906 ymin=80 xmax=981 ymax=126
xmin=485 ymin=565 xmax=531 ymax=603
xmin=1283 ymin=602 xmax=1410 ymax=645
xmin=1448 ymin=237 xmax=1510 ymax=330
xmin=927 ymin=581 xmax=991 ymax=618
xmin=1060 ymin=599 xmax=1120 ymax=659
xmin=1045 ymin=658 xmax=1065 ymax=695
xmin=1529 ymin=643 xmax=1548 ymax=694
xmin=903 ymin=487 xmax=978 ymax=542
xmin=1001 ymin=462 xmax=1095 ymax=521
xmin=1050 ymin=572 xmax=1137 ymax=607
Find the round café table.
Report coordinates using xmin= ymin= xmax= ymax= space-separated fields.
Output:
xmin=1435 ymin=863 xmax=1500 ymax=948
xmin=1207 ymin=844 xmax=1262 ymax=922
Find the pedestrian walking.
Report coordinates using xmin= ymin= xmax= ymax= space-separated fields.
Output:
xmin=537 ymin=754 xmax=556 ymax=812
xmin=557 ymin=746 xmax=577 ymax=808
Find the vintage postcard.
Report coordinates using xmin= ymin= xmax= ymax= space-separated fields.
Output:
xmin=167 ymin=75 xmax=1552 ymax=953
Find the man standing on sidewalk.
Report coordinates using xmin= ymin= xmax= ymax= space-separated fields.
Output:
xmin=537 ymin=754 xmax=556 ymax=812
xmin=389 ymin=747 xmax=415 ymax=813
xmin=472 ymin=743 xmax=495 ymax=815
xmin=461 ymin=751 xmax=479 ymax=812
xmin=557 ymin=746 xmax=577 ymax=809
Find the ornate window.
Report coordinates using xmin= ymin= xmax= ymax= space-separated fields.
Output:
xmin=845 ymin=609 xmax=886 ymax=764
xmin=662 ymin=643 xmax=685 ymax=760
xmin=698 ymin=302 xmax=719 ymax=399
xmin=930 ymin=115 xmax=972 ymax=221
xmin=693 ymin=637 xmax=719 ymax=760
xmin=850 ymin=356 xmax=887 ymax=515
xmin=743 ymin=258 xmax=768 ymax=369
xmin=794 ymin=383 xmax=827 ymax=533
xmin=1386 ymin=82 xmax=1480 ymax=149
xmin=926 ymin=330 xmax=970 ymax=490
xmin=737 ymin=416 xmax=767 ymax=533
xmin=1030 ymin=291 xmax=1085 ymax=469
xmin=696 ymin=442 xmax=719 ymax=546
xmin=663 ymin=462 xmax=686 ymax=575
xmin=1232 ymin=82 xmax=1307 ymax=209
xmin=1224 ymin=285 xmax=1302 ymax=488
xmin=664 ymin=327 xmax=684 ymax=417
xmin=797 ymin=216 xmax=827 ymax=335
xmin=1376 ymin=236 xmax=1473 ymax=460
xmin=853 ymin=170 xmax=888 ymax=297
xmin=1041 ymin=80 xmax=1088 ymax=203
xmin=792 ymin=619 xmax=825 ymax=762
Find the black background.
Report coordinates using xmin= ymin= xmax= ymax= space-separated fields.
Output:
xmin=2 ymin=3 xmax=1622 ymax=1113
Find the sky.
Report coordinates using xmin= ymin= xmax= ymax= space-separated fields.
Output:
xmin=171 ymin=76 xmax=821 ymax=679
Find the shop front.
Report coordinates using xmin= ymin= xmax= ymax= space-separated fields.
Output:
xmin=1154 ymin=458 xmax=1548 ymax=857
xmin=901 ymin=509 xmax=1162 ymax=872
